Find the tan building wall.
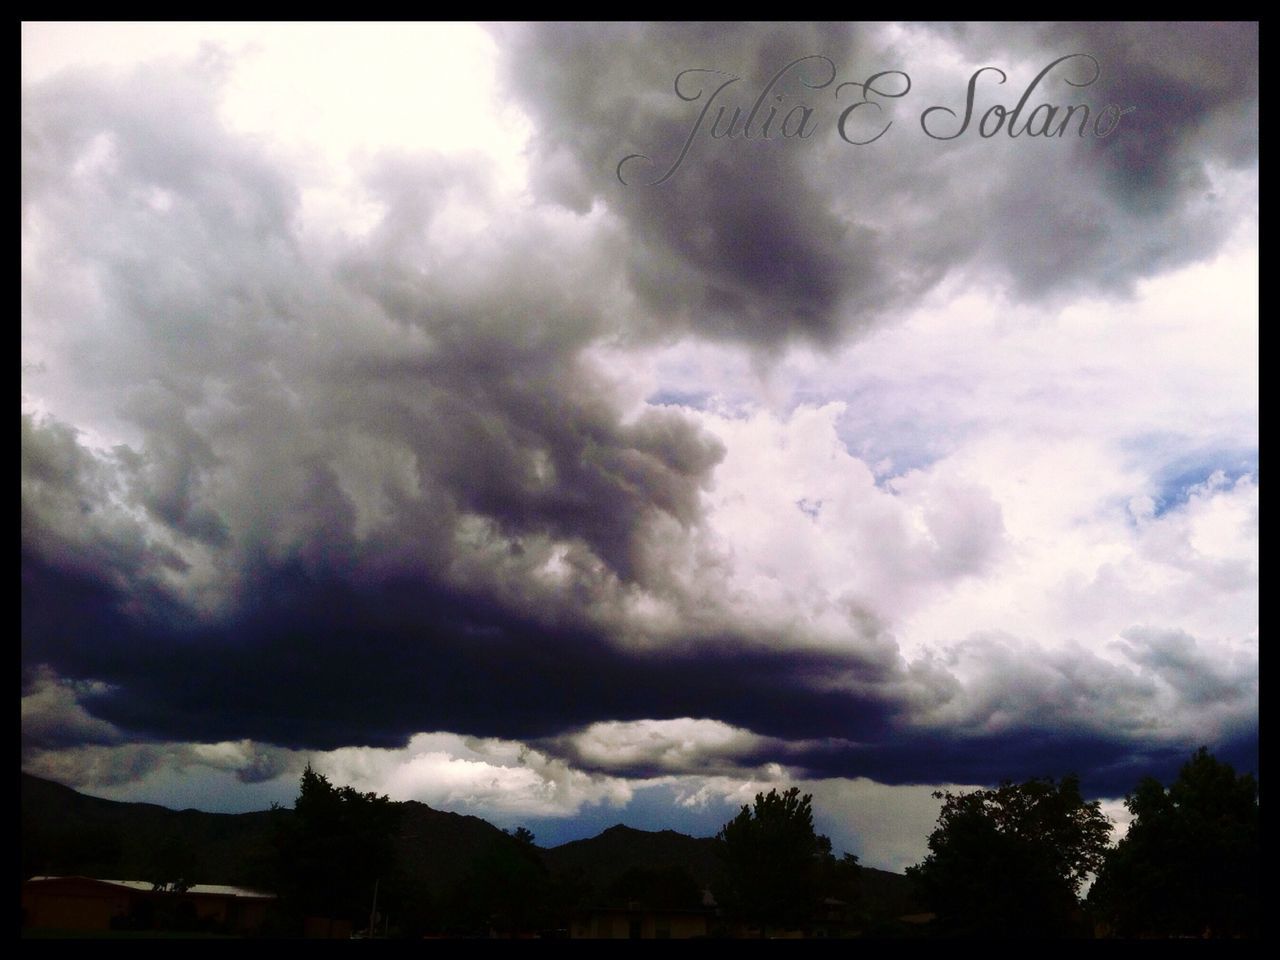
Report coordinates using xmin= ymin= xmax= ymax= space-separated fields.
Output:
xmin=22 ymin=877 xmax=274 ymax=935
xmin=22 ymin=878 xmax=131 ymax=931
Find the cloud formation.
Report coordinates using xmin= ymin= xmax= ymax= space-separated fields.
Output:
xmin=500 ymin=22 xmax=1256 ymax=342
xmin=22 ymin=23 xmax=1256 ymax=866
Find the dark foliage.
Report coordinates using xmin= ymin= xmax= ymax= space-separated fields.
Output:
xmin=146 ymin=834 xmax=198 ymax=892
xmin=605 ymin=864 xmax=703 ymax=910
xmin=1089 ymin=747 xmax=1258 ymax=938
xmin=715 ymin=787 xmax=847 ymax=935
xmin=269 ymin=765 xmax=401 ymax=931
xmin=907 ymin=776 xmax=1111 ymax=937
xmin=445 ymin=828 xmax=551 ymax=937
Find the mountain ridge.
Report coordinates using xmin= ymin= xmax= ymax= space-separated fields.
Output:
xmin=22 ymin=771 xmax=915 ymax=922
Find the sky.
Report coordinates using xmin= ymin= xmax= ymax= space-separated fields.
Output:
xmin=21 ymin=22 xmax=1257 ymax=874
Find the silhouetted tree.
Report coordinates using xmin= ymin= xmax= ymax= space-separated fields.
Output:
xmin=452 ymin=829 xmax=550 ymax=937
xmin=814 ymin=851 xmax=865 ymax=928
xmin=715 ymin=787 xmax=838 ymax=936
xmin=270 ymin=765 xmax=400 ymax=931
xmin=1089 ymin=747 xmax=1258 ymax=938
xmin=907 ymin=776 xmax=1110 ymax=937
xmin=23 ymin=816 xmax=122 ymax=879
xmin=606 ymin=864 xmax=703 ymax=910
xmin=148 ymin=834 xmax=197 ymax=893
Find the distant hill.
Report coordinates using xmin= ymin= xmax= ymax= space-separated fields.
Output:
xmin=20 ymin=772 xmax=514 ymax=898
xmin=542 ymin=823 xmax=725 ymax=892
xmin=22 ymin=772 xmax=918 ymax=927
xmin=391 ymin=799 xmax=514 ymax=896
xmin=539 ymin=821 xmax=915 ymax=913
xmin=21 ymin=772 xmax=275 ymax=885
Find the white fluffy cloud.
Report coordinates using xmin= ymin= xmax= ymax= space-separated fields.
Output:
xmin=315 ymin=733 xmax=634 ymax=817
xmin=556 ymin=718 xmax=796 ymax=774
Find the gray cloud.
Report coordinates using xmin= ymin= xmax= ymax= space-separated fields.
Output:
xmin=496 ymin=23 xmax=888 ymax=347
xmin=23 ymin=57 xmax=726 ymax=602
xmin=496 ymin=22 xmax=1256 ymax=345
xmin=21 ymin=667 xmax=124 ymax=753
xmin=21 ymin=735 xmax=297 ymax=791
xmin=1116 ymin=626 xmax=1257 ymax=709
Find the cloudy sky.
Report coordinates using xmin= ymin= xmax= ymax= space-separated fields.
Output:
xmin=21 ymin=23 xmax=1256 ymax=873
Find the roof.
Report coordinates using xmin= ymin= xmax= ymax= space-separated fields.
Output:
xmin=25 ymin=877 xmax=275 ymax=899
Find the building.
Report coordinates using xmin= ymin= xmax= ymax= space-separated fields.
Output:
xmin=22 ymin=876 xmax=275 ymax=935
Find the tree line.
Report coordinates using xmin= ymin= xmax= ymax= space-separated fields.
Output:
xmin=253 ymin=746 xmax=1256 ymax=938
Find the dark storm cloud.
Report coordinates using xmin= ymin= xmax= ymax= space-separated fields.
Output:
xmin=903 ymin=22 xmax=1258 ymax=200
xmin=496 ymin=22 xmax=883 ymax=347
xmin=782 ymin=727 xmax=1259 ymax=798
xmin=1059 ymin=22 xmax=1258 ymax=207
xmin=497 ymin=22 xmax=1256 ymax=341
xmin=20 ymin=413 xmax=190 ymax=595
xmin=23 ymin=530 xmax=1256 ymax=794
xmin=930 ymin=22 xmax=1257 ymax=292
xmin=21 ymin=544 xmax=904 ymax=753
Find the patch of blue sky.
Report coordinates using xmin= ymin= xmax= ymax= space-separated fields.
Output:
xmin=516 ymin=781 xmax=736 ymax=848
xmin=796 ymin=497 xmax=823 ymax=520
xmin=645 ymin=389 xmax=715 ymax=410
xmin=645 ymin=389 xmax=760 ymax=420
xmin=836 ymin=419 xmax=955 ymax=490
xmin=1119 ymin=435 xmax=1257 ymax=519
xmin=829 ymin=382 xmax=975 ymax=486
xmin=1153 ymin=450 xmax=1255 ymax=518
